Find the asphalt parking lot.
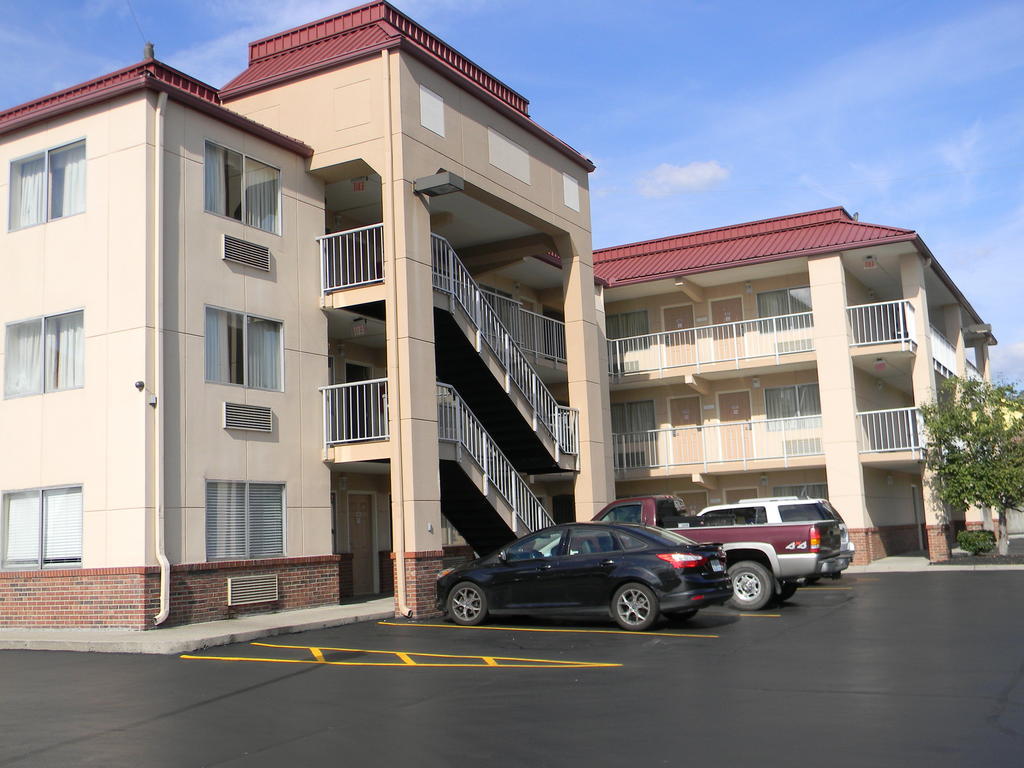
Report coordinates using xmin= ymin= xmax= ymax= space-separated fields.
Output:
xmin=2 ymin=572 xmax=1023 ymax=767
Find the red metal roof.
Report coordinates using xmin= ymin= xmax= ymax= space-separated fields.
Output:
xmin=593 ymin=207 xmax=917 ymax=286
xmin=219 ymin=1 xmax=594 ymax=172
xmin=0 ymin=59 xmax=313 ymax=156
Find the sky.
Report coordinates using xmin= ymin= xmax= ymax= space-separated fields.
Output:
xmin=1 ymin=0 xmax=1021 ymax=381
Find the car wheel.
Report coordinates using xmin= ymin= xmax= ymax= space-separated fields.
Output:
xmin=776 ymin=581 xmax=799 ymax=603
xmin=447 ymin=581 xmax=488 ymax=626
xmin=611 ymin=582 xmax=660 ymax=631
xmin=726 ymin=561 xmax=773 ymax=611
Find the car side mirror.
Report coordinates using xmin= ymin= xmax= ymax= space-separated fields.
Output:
xmin=497 ymin=549 xmax=508 ymax=563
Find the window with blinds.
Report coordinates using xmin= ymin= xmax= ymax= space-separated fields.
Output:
xmin=206 ymin=481 xmax=284 ymax=560
xmin=1 ymin=486 xmax=82 ymax=569
xmin=606 ymin=310 xmax=649 ymax=340
xmin=756 ymin=286 xmax=811 ymax=317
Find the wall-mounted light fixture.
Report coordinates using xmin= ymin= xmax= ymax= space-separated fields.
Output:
xmin=863 ymin=255 xmax=878 ymax=270
xmin=873 ymin=357 xmax=887 ymax=372
xmin=751 ymin=377 xmax=761 ymax=388
xmin=745 ymin=281 xmax=753 ymax=294
xmin=759 ymin=473 xmax=768 ymax=486
xmin=413 ymin=170 xmax=465 ymax=197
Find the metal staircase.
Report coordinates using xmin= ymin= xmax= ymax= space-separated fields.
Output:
xmin=437 ymin=383 xmax=554 ymax=554
xmin=431 ymin=234 xmax=578 ymax=467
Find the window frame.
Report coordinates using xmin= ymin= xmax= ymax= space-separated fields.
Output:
xmin=205 ymin=480 xmax=286 ymax=561
xmin=763 ymin=382 xmax=821 ymax=420
xmin=606 ymin=310 xmax=650 ymax=340
xmin=1 ymin=484 xmax=83 ymax=570
xmin=202 ymin=139 xmax=282 ymax=236
xmin=8 ymin=138 xmax=87 ymax=232
xmin=756 ymin=285 xmax=812 ymax=318
xmin=203 ymin=305 xmax=285 ymax=392
xmin=4 ymin=308 xmax=85 ymax=399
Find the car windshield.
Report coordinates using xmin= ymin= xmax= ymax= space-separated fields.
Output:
xmin=634 ymin=525 xmax=697 ymax=546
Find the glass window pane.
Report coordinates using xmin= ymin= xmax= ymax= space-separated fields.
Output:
xmin=43 ymin=487 xmax=82 ymax=565
xmin=506 ymin=530 xmax=563 ymax=561
xmin=798 ymin=383 xmax=821 ymax=416
xmin=765 ymin=387 xmax=798 ymax=419
xmin=3 ymin=491 xmax=41 ymax=568
xmin=10 ymin=153 xmax=46 ymax=229
xmin=206 ymin=482 xmax=247 ymax=559
xmin=44 ymin=311 xmax=84 ymax=392
xmin=789 ymin=287 xmax=812 ymax=313
xmin=4 ymin=319 xmax=43 ymax=396
xmin=567 ymin=528 xmax=620 ymax=556
xmin=204 ymin=308 xmax=244 ymax=385
xmin=244 ymin=158 xmax=280 ymax=233
xmin=607 ymin=310 xmax=649 ymax=339
xmin=246 ymin=316 xmax=282 ymax=390
xmin=49 ymin=142 xmax=86 ymax=219
xmin=204 ymin=142 xmax=242 ymax=220
xmin=757 ymin=289 xmax=789 ymax=317
xmin=247 ymin=484 xmax=284 ymax=558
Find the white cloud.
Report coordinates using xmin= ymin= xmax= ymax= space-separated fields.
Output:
xmin=636 ymin=161 xmax=729 ymax=198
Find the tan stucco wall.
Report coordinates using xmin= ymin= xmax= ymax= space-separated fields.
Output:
xmin=0 ymin=93 xmax=153 ymax=568
xmin=158 ymin=100 xmax=330 ymax=565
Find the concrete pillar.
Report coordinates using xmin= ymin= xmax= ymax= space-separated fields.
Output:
xmin=382 ymin=70 xmax=444 ymax=614
xmin=558 ymin=232 xmax=614 ymax=520
xmin=974 ymin=341 xmax=991 ymax=382
xmin=808 ymin=254 xmax=869 ymax=555
xmin=900 ymin=253 xmax=948 ymax=560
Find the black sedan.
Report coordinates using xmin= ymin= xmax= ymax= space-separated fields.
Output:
xmin=436 ymin=522 xmax=732 ymax=631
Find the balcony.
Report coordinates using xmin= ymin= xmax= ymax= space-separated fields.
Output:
xmin=966 ymin=361 xmax=982 ymax=381
xmin=930 ymin=326 xmax=957 ymax=377
xmin=612 ymin=415 xmax=824 ymax=474
xmin=857 ymin=407 xmax=924 ymax=460
xmin=319 ymin=224 xmax=385 ymax=308
xmin=608 ymin=312 xmax=814 ymax=379
xmin=847 ymin=300 xmax=916 ymax=350
xmin=322 ymin=379 xmax=389 ymax=444
xmin=480 ymin=287 xmax=567 ymax=364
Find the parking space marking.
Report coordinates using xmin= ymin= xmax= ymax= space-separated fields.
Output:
xmin=378 ymin=621 xmax=718 ymax=638
xmin=737 ymin=613 xmax=782 ymax=618
xmin=180 ymin=641 xmax=620 ymax=669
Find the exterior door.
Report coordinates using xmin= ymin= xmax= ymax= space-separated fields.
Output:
xmin=670 ymin=396 xmax=703 ymax=466
xmin=489 ymin=529 xmax=566 ymax=608
xmin=711 ymin=298 xmax=744 ymax=362
xmin=349 ymin=493 xmax=375 ymax=595
xmin=718 ymin=391 xmax=752 ymax=461
xmin=663 ymin=305 xmax=695 ymax=368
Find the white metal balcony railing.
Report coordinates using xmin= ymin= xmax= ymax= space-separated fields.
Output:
xmin=437 ymin=384 xmax=554 ymax=534
xmin=608 ymin=312 xmax=814 ymax=377
xmin=480 ymin=287 xmax=567 ymax=364
xmin=930 ymin=326 xmax=957 ymax=376
xmin=966 ymin=360 xmax=982 ymax=381
xmin=322 ymin=379 xmax=389 ymax=445
xmin=847 ymin=300 xmax=916 ymax=349
xmin=319 ymin=224 xmax=385 ymax=294
xmin=612 ymin=415 xmax=824 ymax=472
xmin=432 ymin=233 xmax=579 ymax=456
xmin=857 ymin=408 xmax=924 ymax=454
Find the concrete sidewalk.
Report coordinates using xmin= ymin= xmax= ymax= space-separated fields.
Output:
xmin=0 ymin=597 xmax=395 ymax=655
xmin=848 ymin=555 xmax=1024 ymax=573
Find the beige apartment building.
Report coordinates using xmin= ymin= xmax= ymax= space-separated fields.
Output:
xmin=593 ymin=208 xmax=995 ymax=563
xmin=0 ymin=2 xmax=612 ymax=629
xmin=0 ymin=3 xmax=994 ymax=631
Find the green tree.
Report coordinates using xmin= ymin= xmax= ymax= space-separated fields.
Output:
xmin=921 ymin=377 xmax=1024 ymax=556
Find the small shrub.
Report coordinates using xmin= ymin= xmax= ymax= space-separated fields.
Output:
xmin=957 ymin=530 xmax=996 ymax=555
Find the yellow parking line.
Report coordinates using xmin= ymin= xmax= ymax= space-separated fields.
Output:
xmin=738 ymin=613 xmax=781 ymax=618
xmin=377 ymin=621 xmax=718 ymax=639
xmin=181 ymin=641 xmax=619 ymax=669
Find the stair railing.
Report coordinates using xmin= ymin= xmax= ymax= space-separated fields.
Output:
xmin=437 ymin=383 xmax=554 ymax=535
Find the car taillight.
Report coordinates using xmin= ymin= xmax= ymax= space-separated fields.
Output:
xmin=656 ymin=552 xmax=705 ymax=568
xmin=809 ymin=525 xmax=820 ymax=552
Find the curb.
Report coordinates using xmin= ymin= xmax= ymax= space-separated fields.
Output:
xmin=0 ymin=609 xmax=395 ymax=656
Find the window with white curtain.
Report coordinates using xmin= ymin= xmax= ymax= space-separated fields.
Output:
xmin=4 ymin=310 xmax=84 ymax=397
xmin=773 ymin=483 xmax=829 ymax=500
xmin=204 ymin=307 xmax=282 ymax=391
xmin=2 ymin=486 xmax=82 ymax=569
xmin=606 ymin=310 xmax=649 ymax=340
xmin=206 ymin=481 xmax=284 ymax=560
xmin=204 ymin=141 xmax=280 ymax=234
xmin=9 ymin=140 xmax=86 ymax=230
xmin=757 ymin=286 xmax=811 ymax=317
xmin=764 ymin=383 xmax=821 ymax=421
xmin=610 ymin=400 xmax=656 ymax=434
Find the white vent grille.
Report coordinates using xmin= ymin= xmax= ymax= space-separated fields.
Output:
xmin=223 ymin=235 xmax=271 ymax=271
xmin=785 ymin=438 xmax=823 ymax=456
xmin=227 ymin=574 xmax=279 ymax=606
xmin=224 ymin=402 xmax=274 ymax=432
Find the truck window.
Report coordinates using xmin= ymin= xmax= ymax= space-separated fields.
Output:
xmin=655 ymin=498 xmax=688 ymax=527
xmin=603 ymin=503 xmax=642 ymax=524
xmin=778 ymin=503 xmax=832 ymax=522
xmin=702 ymin=506 xmax=766 ymax=525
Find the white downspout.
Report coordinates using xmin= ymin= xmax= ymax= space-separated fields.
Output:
xmin=382 ymin=49 xmax=411 ymax=618
xmin=153 ymin=90 xmax=170 ymax=625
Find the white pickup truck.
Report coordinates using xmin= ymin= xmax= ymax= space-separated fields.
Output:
xmin=695 ymin=496 xmax=856 ymax=585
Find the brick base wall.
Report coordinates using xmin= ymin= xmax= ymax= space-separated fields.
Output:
xmin=394 ymin=550 xmax=444 ymax=619
xmin=966 ymin=521 xmax=984 ymax=530
xmin=378 ymin=550 xmax=394 ymax=595
xmin=926 ymin=524 xmax=952 ymax=562
xmin=0 ymin=555 xmax=342 ymax=630
xmin=849 ymin=524 xmax=925 ymax=564
xmin=442 ymin=545 xmax=476 ymax=570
